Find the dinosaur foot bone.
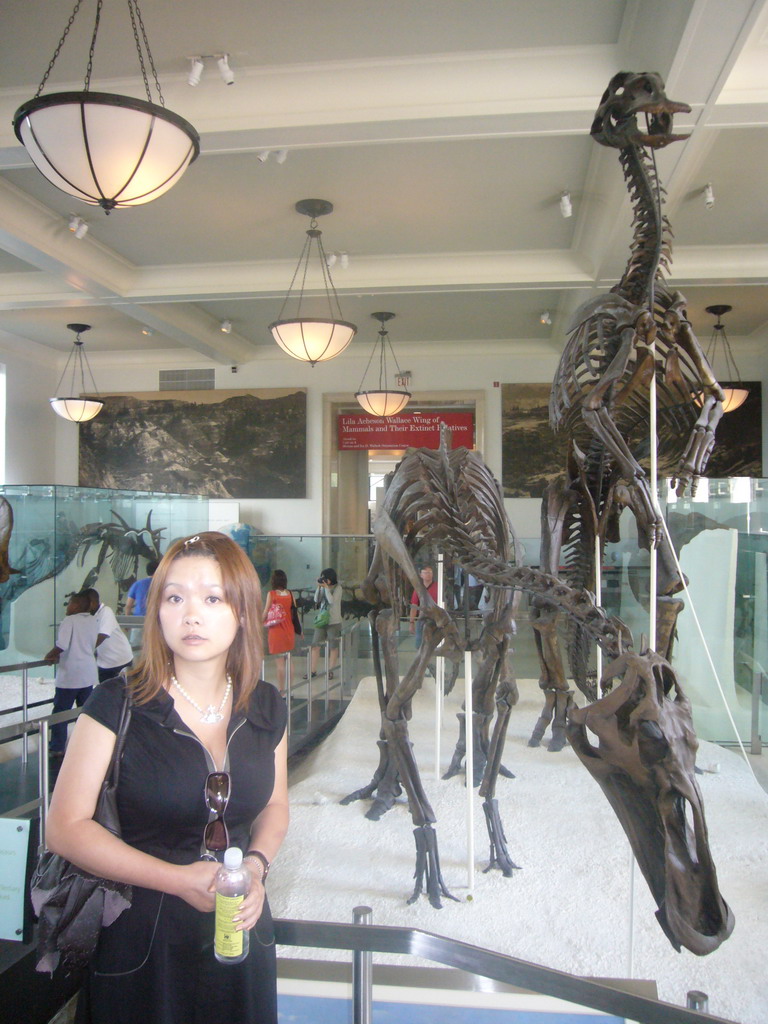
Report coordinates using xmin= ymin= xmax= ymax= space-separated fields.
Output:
xmin=528 ymin=687 xmax=573 ymax=751
xmin=482 ymin=798 xmax=521 ymax=877
xmin=407 ymin=825 xmax=459 ymax=909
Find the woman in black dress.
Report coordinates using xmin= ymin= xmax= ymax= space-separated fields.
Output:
xmin=47 ymin=532 xmax=289 ymax=1024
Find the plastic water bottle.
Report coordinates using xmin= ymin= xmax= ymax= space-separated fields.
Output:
xmin=214 ymin=847 xmax=250 ymax=964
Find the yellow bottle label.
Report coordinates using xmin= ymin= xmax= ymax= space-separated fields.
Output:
xmin=215 ymin=893 xmax=244 ymax=958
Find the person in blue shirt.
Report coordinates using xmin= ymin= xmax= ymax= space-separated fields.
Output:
xmin=125 ymin=560 xmax=158 ymax=616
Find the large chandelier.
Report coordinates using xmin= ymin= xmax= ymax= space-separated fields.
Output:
xmin=13 ymin=0 xmax=199 ymax=213
xmin=704 ymin=304 xmax=748 ymax=414
xmin=355 ymin=312 xmax=411 ymax=417
xmin=50 ymin=323 xmax=104 ymax=422
xmin=269 ymin=199 xmax=356 ymax=365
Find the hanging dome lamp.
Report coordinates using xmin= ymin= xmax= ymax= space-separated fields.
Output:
xmin=704 ymin=304 xmax=748 ymax=414
xmin=355 ymin=312 xmax=411 ymax=417
xmin=269 ymin=199 xmax=357 ymax=365
xmin=13 ymin=0 xmax=199 ymax=213
xmin=50 ymin=323 xmax=104 ymax=422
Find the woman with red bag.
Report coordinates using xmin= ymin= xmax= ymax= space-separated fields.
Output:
xmin=263 ymin=569 xmax=296 ymax=693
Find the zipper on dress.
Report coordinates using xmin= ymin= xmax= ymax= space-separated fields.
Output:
xmin=172 ymin=715 xmax=247 ymax=773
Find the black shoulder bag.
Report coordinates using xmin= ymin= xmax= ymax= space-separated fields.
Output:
xmin=290 ymin=594 xmax=302 ymax=636
xmin=30 ymin=688 xmax=133 ymax=974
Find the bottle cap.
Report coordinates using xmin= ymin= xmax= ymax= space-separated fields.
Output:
xmin=224 ymin=847 xmax=243 ymax=869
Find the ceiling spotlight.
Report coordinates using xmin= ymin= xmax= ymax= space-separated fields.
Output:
xmin=274 ymin=149 xmax=288 ymax=164
xmin=559 ymin=191 xmax=572 ymax=218
xmin=68 ymin=214 xmax=88 ymax=239
xmin=339 ymin=252 xmax=350 ymax=270
xmin=257 ymin=150 xmax=271 ymax=163
xmin=141 ymin=326 xmax=153 ymax=336
xmin=539 ymin=311 xmax=552 ymax=325
xmin=220 ymin=319 xmax=232 ymax=334
xmin=188 ymin=57 xmax=204 ymax=87
xmin=703 ymin=182 xmax=715 ymax=209
xmin=326 ymin=253 xmax=337 ymax=269
xmin=217 ymin=54 xmax=235 ymax=85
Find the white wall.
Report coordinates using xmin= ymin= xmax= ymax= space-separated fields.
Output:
xmin=0 ymin=333 xmax=60 ymax=484
xmin=62 ymin=338 xmax=565 ymax=536
xmin=6 ymin=328 xmax=768 ymax=544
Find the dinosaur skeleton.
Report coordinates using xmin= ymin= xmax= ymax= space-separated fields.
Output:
xmin=530 ymin=71 xmax=725 ymax=752
xmin=343 ymin=73 xmax=734 ymax=955
xmin=343 ymin=425 xmax=732 ymax=955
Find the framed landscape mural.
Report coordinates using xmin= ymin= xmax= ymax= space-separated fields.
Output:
xmin=501 ymin=381 xmax=762 ymax=500
xmin=703 ymin=381 xmax=762 ymax=478
xmin=79 ymin=388 xmax=307 ymax=499
xmin=501 ymin=383 xmax=565 ymax=498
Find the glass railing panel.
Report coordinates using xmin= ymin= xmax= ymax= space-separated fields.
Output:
xmin=0 ymin=486 xmax=210 ymax=667
xmin=658 ymin=477 xmax=767 ymax=744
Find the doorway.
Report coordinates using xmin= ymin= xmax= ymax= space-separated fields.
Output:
xmin=325 ymin=392 xmax=484 ymax=539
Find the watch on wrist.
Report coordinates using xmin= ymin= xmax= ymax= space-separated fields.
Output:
xmin=244 ymin=849 xmax=270 ymax=881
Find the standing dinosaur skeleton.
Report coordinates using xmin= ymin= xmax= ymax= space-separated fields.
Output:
xmin=343 ymin=73 xmax=733 ymax=956
xmin=530 ymin=71 xmax=725 ymax=752
xmin=344 ymin=426 xmax=732 ymax=955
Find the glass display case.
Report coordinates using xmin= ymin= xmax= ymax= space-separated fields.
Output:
xmin=0 ymin=486 xmax=209 ymax=666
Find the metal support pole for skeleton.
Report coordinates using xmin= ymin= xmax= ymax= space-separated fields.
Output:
xmin=435 ymin=553 xmax=445 ymax=779
xmin=464 ymin=648 xmax=474 ymax=895
xmin=352 ymin=906 xmax=373 ymax=1024
xmin=649 ymin=342 xmax=658 ymax=650
xmin=594 ymin=537 xmax=602 ymax=685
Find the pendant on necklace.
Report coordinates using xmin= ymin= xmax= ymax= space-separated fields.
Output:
xmin=200 ymin=706 xmax=224 ymax=724
xmin=170 ymin=674 xmax=232 ymax=724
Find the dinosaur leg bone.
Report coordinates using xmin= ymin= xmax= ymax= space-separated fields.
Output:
xmin=581 ymin=404 xmax=662 ymax=544
xmin=382 ymin=716 xmax=457 ymax=908
xmin=529 ymin=600 xmax=573 ymax=750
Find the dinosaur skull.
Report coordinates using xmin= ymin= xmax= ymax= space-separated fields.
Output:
xmin=591 ymin=71 xmax=691 ymax=149
xmin=566 ymin=649 xmax=734 ymax=955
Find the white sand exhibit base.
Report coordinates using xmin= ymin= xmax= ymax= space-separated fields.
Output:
xmin=269 ymin=674 xmax=768 ymax=1024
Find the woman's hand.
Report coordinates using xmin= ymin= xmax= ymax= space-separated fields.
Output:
xmin=174 ymin=860 xmax=220 ymax=912
xmin=207 ymin=865 xmax=266 ymax=931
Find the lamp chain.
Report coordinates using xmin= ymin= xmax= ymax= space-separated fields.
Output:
xmin=34 ymin=0 xmax=87 ymax=97
xmin=129 ymin=0 xmax=165 ymax=106
xmin=83 ymin=0 xmax=104 ymax=92
xmin=33 ymin=0 xmax=163 ymax=106
xmin=276 ymin=217 xmax=346 ymax=322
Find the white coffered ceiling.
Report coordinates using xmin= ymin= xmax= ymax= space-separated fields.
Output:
xmin=0 ymin=0 xmax=765 ymax=364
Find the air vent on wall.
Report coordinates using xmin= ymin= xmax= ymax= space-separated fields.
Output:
xmin=159 ymin=369 xmax=215 ymax=391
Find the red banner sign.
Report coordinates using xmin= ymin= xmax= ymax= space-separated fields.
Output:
xmin=337 ymin=412 xmax=475 ymax=450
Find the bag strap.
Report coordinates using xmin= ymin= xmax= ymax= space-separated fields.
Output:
xmin=105 ymin=677 xmax=133 ymax=788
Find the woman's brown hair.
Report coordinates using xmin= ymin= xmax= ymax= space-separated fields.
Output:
xmin=270 ymin=569 xmax=287 ymax=590
xmin=129 ymin=532 xmax=263 ymax=710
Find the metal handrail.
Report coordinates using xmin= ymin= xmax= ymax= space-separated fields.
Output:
xmin=0 ymin=659 xmax=50 ymax=673
xmin=273 ymin=918 xmax=734 ymax=1024
xmin=0 ymin=658 xmax=54 ymax=765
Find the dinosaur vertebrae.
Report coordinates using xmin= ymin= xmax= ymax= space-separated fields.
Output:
xmin=616 ymin=144 xmax=671 ymax=305
xmin=379 ymin=447 xmax=631 ymax=658
xmin=443 ymin=545 xmax=631 ymax=660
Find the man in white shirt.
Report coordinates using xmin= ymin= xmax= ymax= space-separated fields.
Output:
xmin=84 ymin=588 xmax=134 ymax=682
xmin=44 ymin=592 xmax=99 ymax=755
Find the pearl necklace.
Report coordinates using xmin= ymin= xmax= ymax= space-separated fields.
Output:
xmin=171 ymin=674 xmax=232 ymax=724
